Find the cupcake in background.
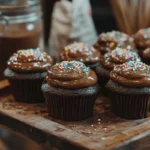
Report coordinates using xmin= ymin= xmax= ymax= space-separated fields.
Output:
xmin=93 ymin=31 xmax=135 ymax=55
xmin=134 ymin=28 xmax=150 ymax=62
xmin=4 ymin=48 xmax=53 ymax=103
xmin=142 ymin=48 xmax=150 ymax=65
xmin=95 ymin=47 xmax=140 ymax=86
xmin=41 ymin=61 xmax=100 ymax=121
xmin=60 ymin=42 xmax=101 ymax=69
xmin=106 ymin=61 xmax=150 ymax=119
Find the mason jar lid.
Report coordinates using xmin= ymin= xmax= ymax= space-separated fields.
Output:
xmin=0 ymin=0 xmax=39 ymax=6
xmin=0 ymin=0 xmax=41 ymax=15
xmin=0 ymin=0 xmax=41 ymax=24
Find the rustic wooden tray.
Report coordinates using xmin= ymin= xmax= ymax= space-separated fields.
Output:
xmin=0 ymin=80 xmax=150 ymax=150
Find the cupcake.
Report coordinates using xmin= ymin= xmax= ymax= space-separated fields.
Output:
xmin=60 ymin=42 xmax=101 ymax=69
xmin=96 ymin=47 xmax=140 ymax=86
xmin=93 ymin=31 xmax=135 ymax=55
xmin=106 ymin=61 xmax=150 ymax=119
xmin=134 ymin=28 xmax=150 ymax=61
xmin=142 ymin=48 xmax=150 ymax=65
xmin=41 ymin=61 xmax=100 ymax=121
xmin=4 ymin=49 xmax=53 ymax=103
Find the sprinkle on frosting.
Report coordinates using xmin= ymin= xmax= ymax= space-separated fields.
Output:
xmin=100 ymin=47 xmax=141 ymax=70
xmin=110 ymin=61 xmax=150 ymax=87
xmin=93 ymin=31 xmax=134 ymax=55
xmin=46 ymin=61 xmax=98 ymax=89
xmin=60 ymin=42 xmax=100 ymax=64
xmin=7 ymin=48 xmax=53 ymax=73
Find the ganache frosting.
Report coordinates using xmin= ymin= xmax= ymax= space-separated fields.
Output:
xmin=134 ymin=28 xmax=150 ymax=48
xmin=93 ymin=31 xmax=134 ymax=55
xmin=7 ymin=49 xmax=53 ymax=73
xmin=46 ymin=61 xmax=98 ymax=89
xmin=110 ymin=61 xmax=150 ymax=87
xmin=100 ymin=48 xmax=140 ymax=70
xmin=60 ymin=42 xmax=100 ymax=64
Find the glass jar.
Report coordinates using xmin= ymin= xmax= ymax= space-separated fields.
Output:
xmin=0 ymin=0 xmax=44 ymax=80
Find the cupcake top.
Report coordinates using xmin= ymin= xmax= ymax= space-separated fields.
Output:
xmin=93 ymin=31 xmax=133 ymax=54
xmin=100 ymin=47 xmax=140 ymax=70
xmin=110 ymin=61 xmax=150 ymax=87
xmin=7 ymin=49 xmax=53 ymax=73
xmin=60 ymin=42 xmax=100 ymax=65
xmin=46 ymin=61 xmax=98 ymax=89
xmin=134 ymin=28 xmax=150 ymax=49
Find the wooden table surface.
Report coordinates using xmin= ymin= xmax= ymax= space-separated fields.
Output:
xmin=0 ymin=80 xmax=150 ymax=150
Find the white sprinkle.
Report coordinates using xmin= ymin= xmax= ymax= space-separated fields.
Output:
xmin=101 ymin=137 xmax=106 ymax=140
xmin=98 ymin=119 xmax=101 ymax=122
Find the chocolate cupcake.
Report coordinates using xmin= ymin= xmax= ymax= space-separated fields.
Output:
xmin=4 ymin=49 xmax=53 ymax=103
xmin=93 ymin=31 xmax=135 ymax=55
xmin=41 ymin=61 xmax=99 ymax=121
xmin=134 ymin=28 xmax=150 ymax=61
xmin=96 ymin=47 xmax=140 ymax=86
xmin=60 ymin=42 xmax=101 ymax=69
xmin=106 ymin=61 xmax=150 ymax=119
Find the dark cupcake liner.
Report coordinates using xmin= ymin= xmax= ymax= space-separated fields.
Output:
xmin=43 ymin=93 xmax=97 ymax=121
xmin=95 ymin=65 xmax=110 ymax=87
xmin=8 ymin=78 xmax=45 ymax=103
xmin=110 ymin=93 xmax=150 ymax=119
xmin=42 ymin=83 xmax=99 ymax=121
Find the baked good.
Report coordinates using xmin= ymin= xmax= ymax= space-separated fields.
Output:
xmin=93 ymin=31 xmax=135 ymax=55
xmin=96 ymin=47 xmax=140 ymax=86
xmin=60 ymin=42 xmax=101 ymax=69
xmin=134 ymin=28 xmax=150 ymax=60
xmin=41 ymin=61 xmax=100 ymax=121
xmin=4 ymin=48 xmax=53 ymax=103
xmin=106 ymin=61 xmax=150 ymax=119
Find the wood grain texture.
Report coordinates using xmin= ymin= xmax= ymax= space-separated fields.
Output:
xmin=0 ymin=80 xmax=150 ymax=150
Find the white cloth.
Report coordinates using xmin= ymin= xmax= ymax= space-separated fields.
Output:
xmin=49 ymin=0 xmax=97 ymax=62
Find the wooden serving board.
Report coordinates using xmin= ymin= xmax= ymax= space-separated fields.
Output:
xmin=0 ymin=80 xmax=150 ymax=150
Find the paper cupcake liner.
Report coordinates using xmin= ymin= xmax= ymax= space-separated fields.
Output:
xmin=9 ymin=78 xmax=45 ymax=103
xmin=111 ymin=94 xmax=150 ymax=119
xmin=44 ymin=93 xmax=97 ymax=121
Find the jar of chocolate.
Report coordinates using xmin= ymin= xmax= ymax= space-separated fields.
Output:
xmin=0 ymin=0 xmax=44 ymax=80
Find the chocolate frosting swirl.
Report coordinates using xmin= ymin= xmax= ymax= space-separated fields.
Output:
xmin=7 ymin=49 xmax=53 ymax=73
xmin=134 ymin=28 xmax=150 ymax=49
xmin=93 ymin=31 xmax=134 ymax=55
xmin=100 ymin=48 xmax=140 ymax=70
xmin=110 ymin=61 xmax=150 ymax=87
xmin=60 ymin=42 xmax=100 ymax=65
xmin=46 ymin=61 xmax=98 ymax=89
